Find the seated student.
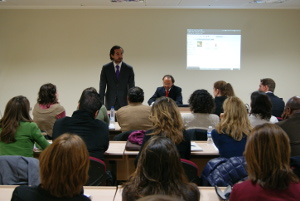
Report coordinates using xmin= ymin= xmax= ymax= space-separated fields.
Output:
xmin=0 ymin=96 xmax=50 ymax=157
xmin=248 ymin=91 xmax=278 ymax=127
xmin=11 ymin=133 xmax=91 ymax=201
xmin=230 ymin=124 xmax=300 ymax=201
xmin=52 ymin=88 xmax=109 ymax=160
xmin=138 ymin=97 xmax=191 ymax=161
xmin=212 ymin=80 xmax=235 ymax=116
xmin=32 ymin=83 xmax=66 ymax=138
xmin=123 ymin=136 xmax=200 ymax=201
xmin=182 ymin=89 xmax=219 ymax=130
xmin=212 ymin=96 xmax=251 ymax=158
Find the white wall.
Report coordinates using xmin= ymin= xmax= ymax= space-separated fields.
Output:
xmin=0 ymin=9 xmax=300 ymax=116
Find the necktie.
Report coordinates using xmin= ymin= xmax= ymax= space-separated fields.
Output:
xmin=116 ymin=65 xmax=120 ymax=79
xmin=166 ymin=90 xmax=169 ymax=97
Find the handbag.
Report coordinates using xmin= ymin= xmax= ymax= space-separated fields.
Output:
xmin=125 ymin=130 xmax=146 ymax=151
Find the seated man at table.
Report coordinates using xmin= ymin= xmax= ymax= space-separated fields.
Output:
xmin=117 ymin=86 xmax=153 ymax=132
xmin=52 ymin=88 xmax=109 ymax=160
xmin=148 ymin=75 xmax=183 ymax=106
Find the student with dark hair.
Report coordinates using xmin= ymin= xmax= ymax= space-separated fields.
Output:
xmin=248 ymin=91 xmax=278 ymax=127
xmin=182 ymin=89 xmax=219 ymax=129
xmin=52 ymin=89 xmax=109 ymax=160
xmin=0 ymin=96 xmax=50 ymax=157
xmin=11 ymin=133 xmax=91 ymax=201
xmin=33 ymin=83 xmax=66 ymax=138
xmin=230 ymin=124 xmax=300 ymax=200
xmin=212 ymin=80 xmax=235 ymax=116
xmin=123 ymin=136 xmax=200 ymax=201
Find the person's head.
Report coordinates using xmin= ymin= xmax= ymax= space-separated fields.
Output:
xmin=150 ymin=97 xmax=183 ymax=144
xmin=162 ymin=75 xmax=175 ymax=91
xmin=128 ymin=86 xmax=144 ymax=103
xmin=39 ymin=133 xmax=90 ymax=198
xmin=250 ymin=91 xmax=272 ymax=120
xmin=0 ymin=96 xmax=32 ymax=143
xmin=137 ymin=195 xmax=182 ymax=201
xmin=213 ymin=80 xmax=235 ymax=97
xmin=216 ymin=96 xmax=251 ymax=140
xmin=37 ymin=83 xmax=58 ymax=105
xmin=245 ymin=123 xmax=298 ymax=190
xmin=259 ymin=78 xmax=276 ymax=92
xmin=110 ymin=45 xmax=123 ymax=64
xmin=188 ymin=89 xmax=215 ymax=113
xmin=282 ymin=96 xmax=300 ymax=119
xmin=78 ymin=88 xmax=102 ymax=116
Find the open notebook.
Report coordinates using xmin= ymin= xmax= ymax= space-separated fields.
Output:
xmin=191 ymin=142 xmax=203 ymax=151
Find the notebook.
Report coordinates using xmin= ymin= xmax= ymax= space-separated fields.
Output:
xmin=191 ymin=142 xmax=203 ymax=151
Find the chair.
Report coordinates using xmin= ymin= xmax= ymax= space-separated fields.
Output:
xmin=0 ymin=155 xmax=40 ymax=186
xmin=185 ymin=129 xmax=207 ymax=141
xmin=181 ymin=159 xmax=201 ymax=185
xmin=290 ymin=156 xmax=300 ymax=178
xmin=85 ymin=157 xmax=111 ymax=186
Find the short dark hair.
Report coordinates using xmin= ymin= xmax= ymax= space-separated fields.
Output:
xmin=109 ymin=45 xmax=123 ymax=60
xmin=78 ymin=89 xmax=102 ymax=114
xmin=188 ymin=89 xmax=215 ymax=113
xmin=250 ymin=91 xmax=272 ymax=120
xmin=128 ymin=87 xmax=144 ymax=103
xmin=260 ymin=78 xmax=276 ymax=92
xmin=162 ymin=75 xmax=175 ymax=83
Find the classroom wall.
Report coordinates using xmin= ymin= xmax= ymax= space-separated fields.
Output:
xmin=0 ymin=9 xmax=299 ymax=116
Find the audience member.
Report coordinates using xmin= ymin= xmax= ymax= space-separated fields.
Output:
xmin=137 ymin=195 xmax=182 ymax=201
xmin=258 ymin=78 xmax=285 ymax=118
xmin=0 ymin=96 xmax=50 ymax=157
xmin=277 ymin=96 xmax=300 ymax=156
xmin=32 ymin=83 xmax=66 ymax=138
xmin=52 ymin=89 xmax=109 ymax=160
xmin=212 ymin=96 xmax=251 ymax=158
xmin=230 ymin=124 xmax=300 ymax=200
xmin=182 ymin=89 xmax=219 ymax=129
xmin=123 ymin=136 xmax=200 ymax=201
xmin=99 ymin=45 xmax=135 ymax=110
xmin=248 ymin=91 xmax=278 ymax=127
xmin=116 ymin=86 xmax=153 ymax=132
xmin=139 ymin=97 xmax=191 ymax=161
xmin=148 ymin=75 xmax=183 ymax=106
xmin=11 ymin=133 xmax=91 ymax=201
xmin=212 ymin=80 xmax=235 ymax=116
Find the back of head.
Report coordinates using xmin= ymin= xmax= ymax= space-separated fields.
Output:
xmin=260 ymin=78 xmax=276 ymax=92
xmin=78 ymin=89 xmax=102 ymax=114
xmin=128 ymin=86 xmax=144 ymax=103
xmin=188 ymin=89 xmax=215 ymax=113
xmin=287 ymin=96 xmax=300 ymax=113
xmin=0 ymin=96 xmax=31 ymax=143
xmin=217 ymin=96 xmax=251 ymax=140
xmin=214 ymin=80 xmax=235 ymax=96
xmin=137 ymin=195 xmax=182 ymax=201
xmin=245 ymin=124 xmax=298 ymax=190
xmin=39 ymin=133 xmax=89 ymax=198
xmin=37 ymin=83 xmax=58 ymax=105
xmin=250 ymin=91 xmax=272 ymax=120
xmin=150 ymin=97 xmax=183 ymax=144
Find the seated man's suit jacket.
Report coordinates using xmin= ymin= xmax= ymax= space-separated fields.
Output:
xmin=266 ymin=92 xmax=285 ymax=118
xmin=147 ymin=85 xmax=183 ymax=106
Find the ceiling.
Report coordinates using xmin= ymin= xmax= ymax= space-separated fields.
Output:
xmin=0 ymin=0 xmax=300 ymax=9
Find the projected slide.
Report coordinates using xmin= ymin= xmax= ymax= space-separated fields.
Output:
xmin=187 ymin=29 xmax=241 ymax=70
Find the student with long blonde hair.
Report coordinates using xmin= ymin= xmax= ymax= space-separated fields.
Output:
xmin=230 ymin=124 xmax=300 ymax=200
xmin=212 ymin=96 xmax=251 ymax=158
xmin=11 ymin=133 xmax=91 ymax=201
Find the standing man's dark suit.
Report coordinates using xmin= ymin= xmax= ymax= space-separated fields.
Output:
xmin=148 ymin=85 xmax=183 ymax=106
xmin=266 ymin=92 xmax=285 ymax=118
xmin=99 ymin=46 xmax=135 ymax=110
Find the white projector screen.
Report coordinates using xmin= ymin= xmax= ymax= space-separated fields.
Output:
xmin=187 ymin=29 xmax=241 ymax=70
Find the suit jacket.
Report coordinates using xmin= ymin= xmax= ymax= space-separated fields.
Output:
xmin=147 ymin=85 xmax=183 ymax=106
xmin=99 ymin=62 xmax=135 ymax=110
xmin=277 ymin=113 xmax=300 ymax=156
xmin=266 ymin=92 xmax=285 ymax=117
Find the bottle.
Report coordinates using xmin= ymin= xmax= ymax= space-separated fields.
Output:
xmin=110 ymin=106 xmax=115 ymax=122
xmin=207 ymin=126 xmax=213 ymax=144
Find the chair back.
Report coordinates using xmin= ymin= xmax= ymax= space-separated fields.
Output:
xmin=185 ymin=129 xmax=207 ymax=141
xmin=181 ymin=159 xmax=201 ymax=185
xmin=85 ymin=157 xmax=108 ymax=186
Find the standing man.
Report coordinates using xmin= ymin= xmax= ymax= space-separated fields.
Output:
xmin=99 ymin=45 xmax=135 ymax=110
xmin=258 ymin=78 xmax=285 ymax=118
xmin=148 ymin=74 xmax=183 ymax=106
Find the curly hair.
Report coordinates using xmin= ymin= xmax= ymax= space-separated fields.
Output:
xmin=188 ymin=89 xmax=215 ymax=113
xmin=37 ymin=83 xmax=58 ymax=105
